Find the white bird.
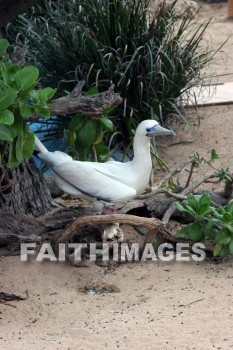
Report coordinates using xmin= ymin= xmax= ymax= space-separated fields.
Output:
xmin=35 ymin=119 xmax=175 ymax=211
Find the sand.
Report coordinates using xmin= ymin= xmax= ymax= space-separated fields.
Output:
xmin=1 ymin=3 xmax=233 ymax=350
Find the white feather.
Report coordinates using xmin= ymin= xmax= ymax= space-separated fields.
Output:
xmin=34 ymin=120 xmax=174 ymax=207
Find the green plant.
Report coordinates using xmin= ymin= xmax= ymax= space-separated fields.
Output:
xmin=189 ymin=149 xmax=232 ymax=183
xmin=2 ymin=0 xmax=222 ymax=137
xmin=175 ymin=193 xmax=233 ymax=257
xmin=0 ymin=38 xmax=56 ymax=168
xmin=64 ymin=92 xmax=116 ymax=161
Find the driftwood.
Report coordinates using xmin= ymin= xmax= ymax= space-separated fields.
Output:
xmin=56 ymin=214 xmax=164 ymax=245
xmin=25 ymin=82 xmax=123 ymax=122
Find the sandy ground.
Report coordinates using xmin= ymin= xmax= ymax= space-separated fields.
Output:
xmin=1 ymin=3 xmax=233 ymax=350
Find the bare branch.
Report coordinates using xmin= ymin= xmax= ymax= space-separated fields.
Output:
xmin=56 ymin=214 xmax=164 ymax=244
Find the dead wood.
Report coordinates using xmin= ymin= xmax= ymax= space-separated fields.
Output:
xmin=25 ymin=82 xmax=123 ymax=122
xmin=0 ymin=291 xmax=28 ymax=308
xmin=0 ymin=291 xmax=27 ymax=302
xmin=56 ymin=214 xmax=164 ymax=244
xmin=0 ymin=206 xmax=89 ymax=252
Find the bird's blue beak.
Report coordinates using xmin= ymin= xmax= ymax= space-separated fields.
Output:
xmin=146 ymin=124 xmax=176 ymax=137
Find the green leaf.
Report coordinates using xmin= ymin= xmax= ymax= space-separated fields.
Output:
xmin=69 ymin=114 xmax=86 ymax=132
xmin=187 ymin=194 xmax=198 ymax=211
xmin=174 ymin=202 xmax=195 ymax=216
xmin=203 ymin=219 xmax=218 ymax=240
xmin=198 ymin=203 xmax=211 ymax=216
xmin=94 ymin=131 xmax=103 ymax=144
xmin=11 ymin=112 xmax=23 ymax=137
xmin=87 ymin=86 xmax=98 ymax=96
xmin=76 ymin=119 xmax=99 ymax=147
xmin=15 ymin=130 xmax=24 ymax=162
xmin=38 ymin=89 xmax=48 ymax=102
xmin=103 ymin=104 xmax=116 ymax=116
xmin=37 ymin=105 xmax=50 ymax=119
xmin=29 ymin=90 xmax=39 ymax=104
xmin=43 ymin=87 xmax=57 ymax=100
xmin=184 ymin=205 xmax=197 ymax=217
xmin=187 ymin=223 xmax=204 ymax=241
xmin=215 ymin=228 xmax=231 ymax=245
xmin=210 ymin=149 xmax=219 ymax=161
xmin=225 ymin=224 xmax=233 ymax=234
xmin=15 ymin=65 xmax=39 ymax=91
xmin=229 ymin=239 xmax=233 ymax=256
xmin=0 ymin=125 xmax=14 ymax=141
xmin=6 ymin=64 xmax=21 ymax=86
xmin=64 ymin=129 xmax=76 ymax=147
xmin=213 ymin=243 xmax=223 ymax=257
xmin=19 ymin=101 xmax=35 ymax=118
xmin=22 ymin=127 xmax=35 ymax=159
xmin=0 ymin=39 xmax=9 ymax=56
xmin=99 ymin=117 xmax=115 ymax=131
xmin=218 ymin=245 xmax=230 ymax=257
xmin=176 ymin=225 xmax=189 ymax=239
xmin=199 ymin=193 xmax=211 ymax=207
xmin=226 ymin=203 xmax=233 ymax=217
xmin=94 ymin=143 xmax=109 ymax=162
xmin=0 ymin=88 xmax=18 ymax=110
xmin=223 ymin=212 xmax=233 ymax=224
xmin=7 ymin=140 xmax=21 ymax=169
xmin=0 ymin=62 xmax=8 ymax=83
xmin=0 ymin=109 xmax=14 ymax=125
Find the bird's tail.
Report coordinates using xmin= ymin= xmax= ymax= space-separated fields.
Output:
xmin=34 ymin=135 xmax=73 ymax=167
xmin=34 ymin=135 xmax=49 ymax=153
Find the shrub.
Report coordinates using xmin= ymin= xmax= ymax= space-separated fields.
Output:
xmin=176 ymin=194 xmax=233 ymax=257
xmin=2 ymin=0 xmax=219 ymax=126
xmin=0 ymin=38 xmax=56 ymax=168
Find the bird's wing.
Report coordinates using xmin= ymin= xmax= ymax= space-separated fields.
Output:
xmin=84 ymin=160 xmax=134 ymax=186
xmin=52 ymin=161 xmax=137 ymax=202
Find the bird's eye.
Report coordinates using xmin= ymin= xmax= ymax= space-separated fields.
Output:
xmin=146 ymin=128 xmax=150 ymax=132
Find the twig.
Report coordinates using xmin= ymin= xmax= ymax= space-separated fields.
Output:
xmin=140 ymin=158 xmax=194 ymax=200
xmin=184 ymin=161 xmax=196 ymax=189
xmin=92 ymin=144 xmax=98 ymax=162
xmin=178 ymin=298 xmax=204 ymax=308
xmin=158 ymin=158 xmax=194 ymax=188
xmin=162 ymin=171 xmax=219 ymax=224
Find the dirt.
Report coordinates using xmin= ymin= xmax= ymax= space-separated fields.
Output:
xmin=1 ymin=3 xmax=233 ymax=350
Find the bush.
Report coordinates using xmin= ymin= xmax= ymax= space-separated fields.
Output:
xmin=176 ymin=193 xmax=233 ymax=257
xmin=2 ymin=0 xmax=221 ymax=140
xmin=0 ymin=39 xmax=56 ymax=168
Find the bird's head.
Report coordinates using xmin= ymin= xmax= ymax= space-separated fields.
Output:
xmin=136 ymin=119 xmax=175 ymax=139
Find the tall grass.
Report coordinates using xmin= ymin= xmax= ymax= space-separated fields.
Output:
xmin=2 ymin=0 xmax=221 ymax=136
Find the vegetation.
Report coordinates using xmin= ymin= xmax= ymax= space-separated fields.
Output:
xmin=172 ymin=149 xmax=233 ymax=257
xmin=175 ymin=194 xmax=233 ymax=257
xmin=0 ymin=38 xmax=56 ymax=168
xmin=65 ymin=99 xmax=116 ymax=162
xmin=2 ymin=0 xmax=220 ymax=141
